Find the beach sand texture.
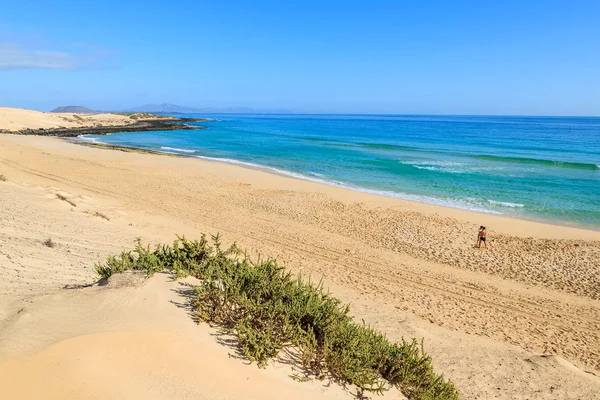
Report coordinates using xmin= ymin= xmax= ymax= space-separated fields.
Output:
xmin=1 ymin=133 xmax=599 ymax=399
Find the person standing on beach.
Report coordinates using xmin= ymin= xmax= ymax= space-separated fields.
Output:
xmin=477 ymin=226 xmax=487 ymax=248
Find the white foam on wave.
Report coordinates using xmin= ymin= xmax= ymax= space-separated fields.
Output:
xmin=77 ymin=135 xmax=107 ymax=145
xmin=402 ymin=161 xmax=465 ymax=166
xmin=401 ymin=160 xmax=470 ymax=174
xmin=487 ymin=199 xmax=524 ymax=208
xmin=401 ymin=160 xmax=510 ymax=175
xmin=160 ymin=146 xmax=197 ymax=154
xmin=412 ymin=165 xmax=466 ymax=173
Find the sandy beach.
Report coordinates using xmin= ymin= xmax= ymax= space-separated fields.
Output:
xmin=1 ymin=130 xmax=599 ymax=399
xmin=0 ymin=107 xmax=140 ymax=131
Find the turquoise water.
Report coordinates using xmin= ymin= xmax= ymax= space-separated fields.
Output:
xmin=83 ymin=114 xmax=600 ymax=228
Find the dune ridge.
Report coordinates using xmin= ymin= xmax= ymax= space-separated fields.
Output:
xmin=0 ymin=107 xmax=139 ymax=131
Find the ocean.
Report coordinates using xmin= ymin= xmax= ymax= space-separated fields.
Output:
xmin=82 ymin=114 xmax=600 ymax=228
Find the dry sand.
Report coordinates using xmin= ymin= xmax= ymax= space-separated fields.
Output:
xmin=1 ymin=273 xmax=405 ymax=400
xmin=0 ymin=133 xmax=599 ymax=399
xmin=0 ymin=106 xmax=145 ymax=132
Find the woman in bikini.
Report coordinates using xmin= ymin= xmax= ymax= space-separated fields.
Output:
xmin=477 ymin=226 xmax=487 ymax=248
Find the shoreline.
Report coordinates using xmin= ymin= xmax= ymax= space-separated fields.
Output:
xmin=71 ymin=137 xmax=600 ymax=234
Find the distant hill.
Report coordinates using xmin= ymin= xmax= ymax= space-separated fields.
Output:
xmin=51 ymin=106 xmax=95 ymax=113
xmin=126 ymin=103 xmax=293 ymax=114
xmin=126 ymin=103 xmax=204 ymax=113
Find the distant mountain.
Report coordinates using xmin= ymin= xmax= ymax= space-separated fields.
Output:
xmin=51 ymin=106 xmax=96 ymax=113
xmin=126 ymin=103 xmax=203 ymax=113
xmin=126 ymin=103 xmax=293 ymax=114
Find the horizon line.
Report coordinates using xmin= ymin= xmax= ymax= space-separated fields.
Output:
xmin=138 ymin=111 xmax=600 ymax=118
xmin=3 ymin=105 xmax=599 ymax=118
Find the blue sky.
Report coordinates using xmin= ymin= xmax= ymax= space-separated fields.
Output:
xmin=1 ymin=1 xmax=599 ymax=115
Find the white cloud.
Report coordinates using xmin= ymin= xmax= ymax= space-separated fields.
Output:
xmin=0 ymin=43 xmax=110 ymax=70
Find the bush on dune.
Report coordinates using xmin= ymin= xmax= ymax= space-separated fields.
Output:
xmin=55 ymin=193 xmax=76 ymax=207
xmin=95 ymin=234 xmax=458 ymax=400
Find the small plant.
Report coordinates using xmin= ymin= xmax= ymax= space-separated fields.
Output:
xmin=56 ymin=193 xmax=76 ymax=207
xmin=93 ymin=211 xmax=110 ymax=221
xmin=0 ymin=175 xmax=6 ymax=182
xmin=95 ymin=234 xmax=458 ymax=399
xmin=43 ymin=238 xmax=55 ymax=248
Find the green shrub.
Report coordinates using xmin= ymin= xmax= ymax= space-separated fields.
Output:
xmin=56 ymin=193 xmax=76 ymax=207
xmin=94 ymin=234 xmax=458 ymax=399
xmin=93 ymin=211 xmax=110 ymax=221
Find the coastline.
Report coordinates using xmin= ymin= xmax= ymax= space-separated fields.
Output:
xmin=1 ymin=134 xmax=599 ymax=399
xmin=72 ymin=137 xmax=600 ymax=235
xmin=3 ymin=117 xmax=207 ymax=137
xmin=0 ymin=106 xmax=208 ymax=137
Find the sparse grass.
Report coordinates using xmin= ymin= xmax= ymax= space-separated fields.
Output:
xmin=43 ymin=238 xmax=55 ymax=248
xmin=93 ymin=211 xmax=110 ymax=221
xmin=117 ymin=112 xmax=159 ymax=120
xmin=129 ymin=112 xmax=159 ymax=120
xmin=95 ymin=234 xmax=458 ymax=399
xmin=0 ymin=174 xmax=6 ymax=182
xmin=56 ymin=193 xmax=76 ymax=207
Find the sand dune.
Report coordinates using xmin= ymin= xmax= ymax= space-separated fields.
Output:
xmin=1 ymin=274 xmax=404 ymax=400
xmin=1 ymin=134 xmax=599 ymax=399
xmin=0 ymin=106 xmax=138 ymax=132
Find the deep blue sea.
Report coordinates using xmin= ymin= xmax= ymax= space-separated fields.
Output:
xmin=83 ymin=114 xmax=600 ymax=228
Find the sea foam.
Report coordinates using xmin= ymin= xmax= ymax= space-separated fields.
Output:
xmin=160 ymin=146 xmax=197 ymax=154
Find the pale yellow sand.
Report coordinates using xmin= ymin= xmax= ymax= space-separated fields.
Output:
xmin=0 ymin=133 xmax=599 ymax=399
xmin=1 ymin=273 xmax=404 ymax=400
xmin=0 ymin=106 xmax=146 ymax=131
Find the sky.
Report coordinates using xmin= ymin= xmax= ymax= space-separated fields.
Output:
xmin=1 ymin=1 xmax=599 ymax=115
